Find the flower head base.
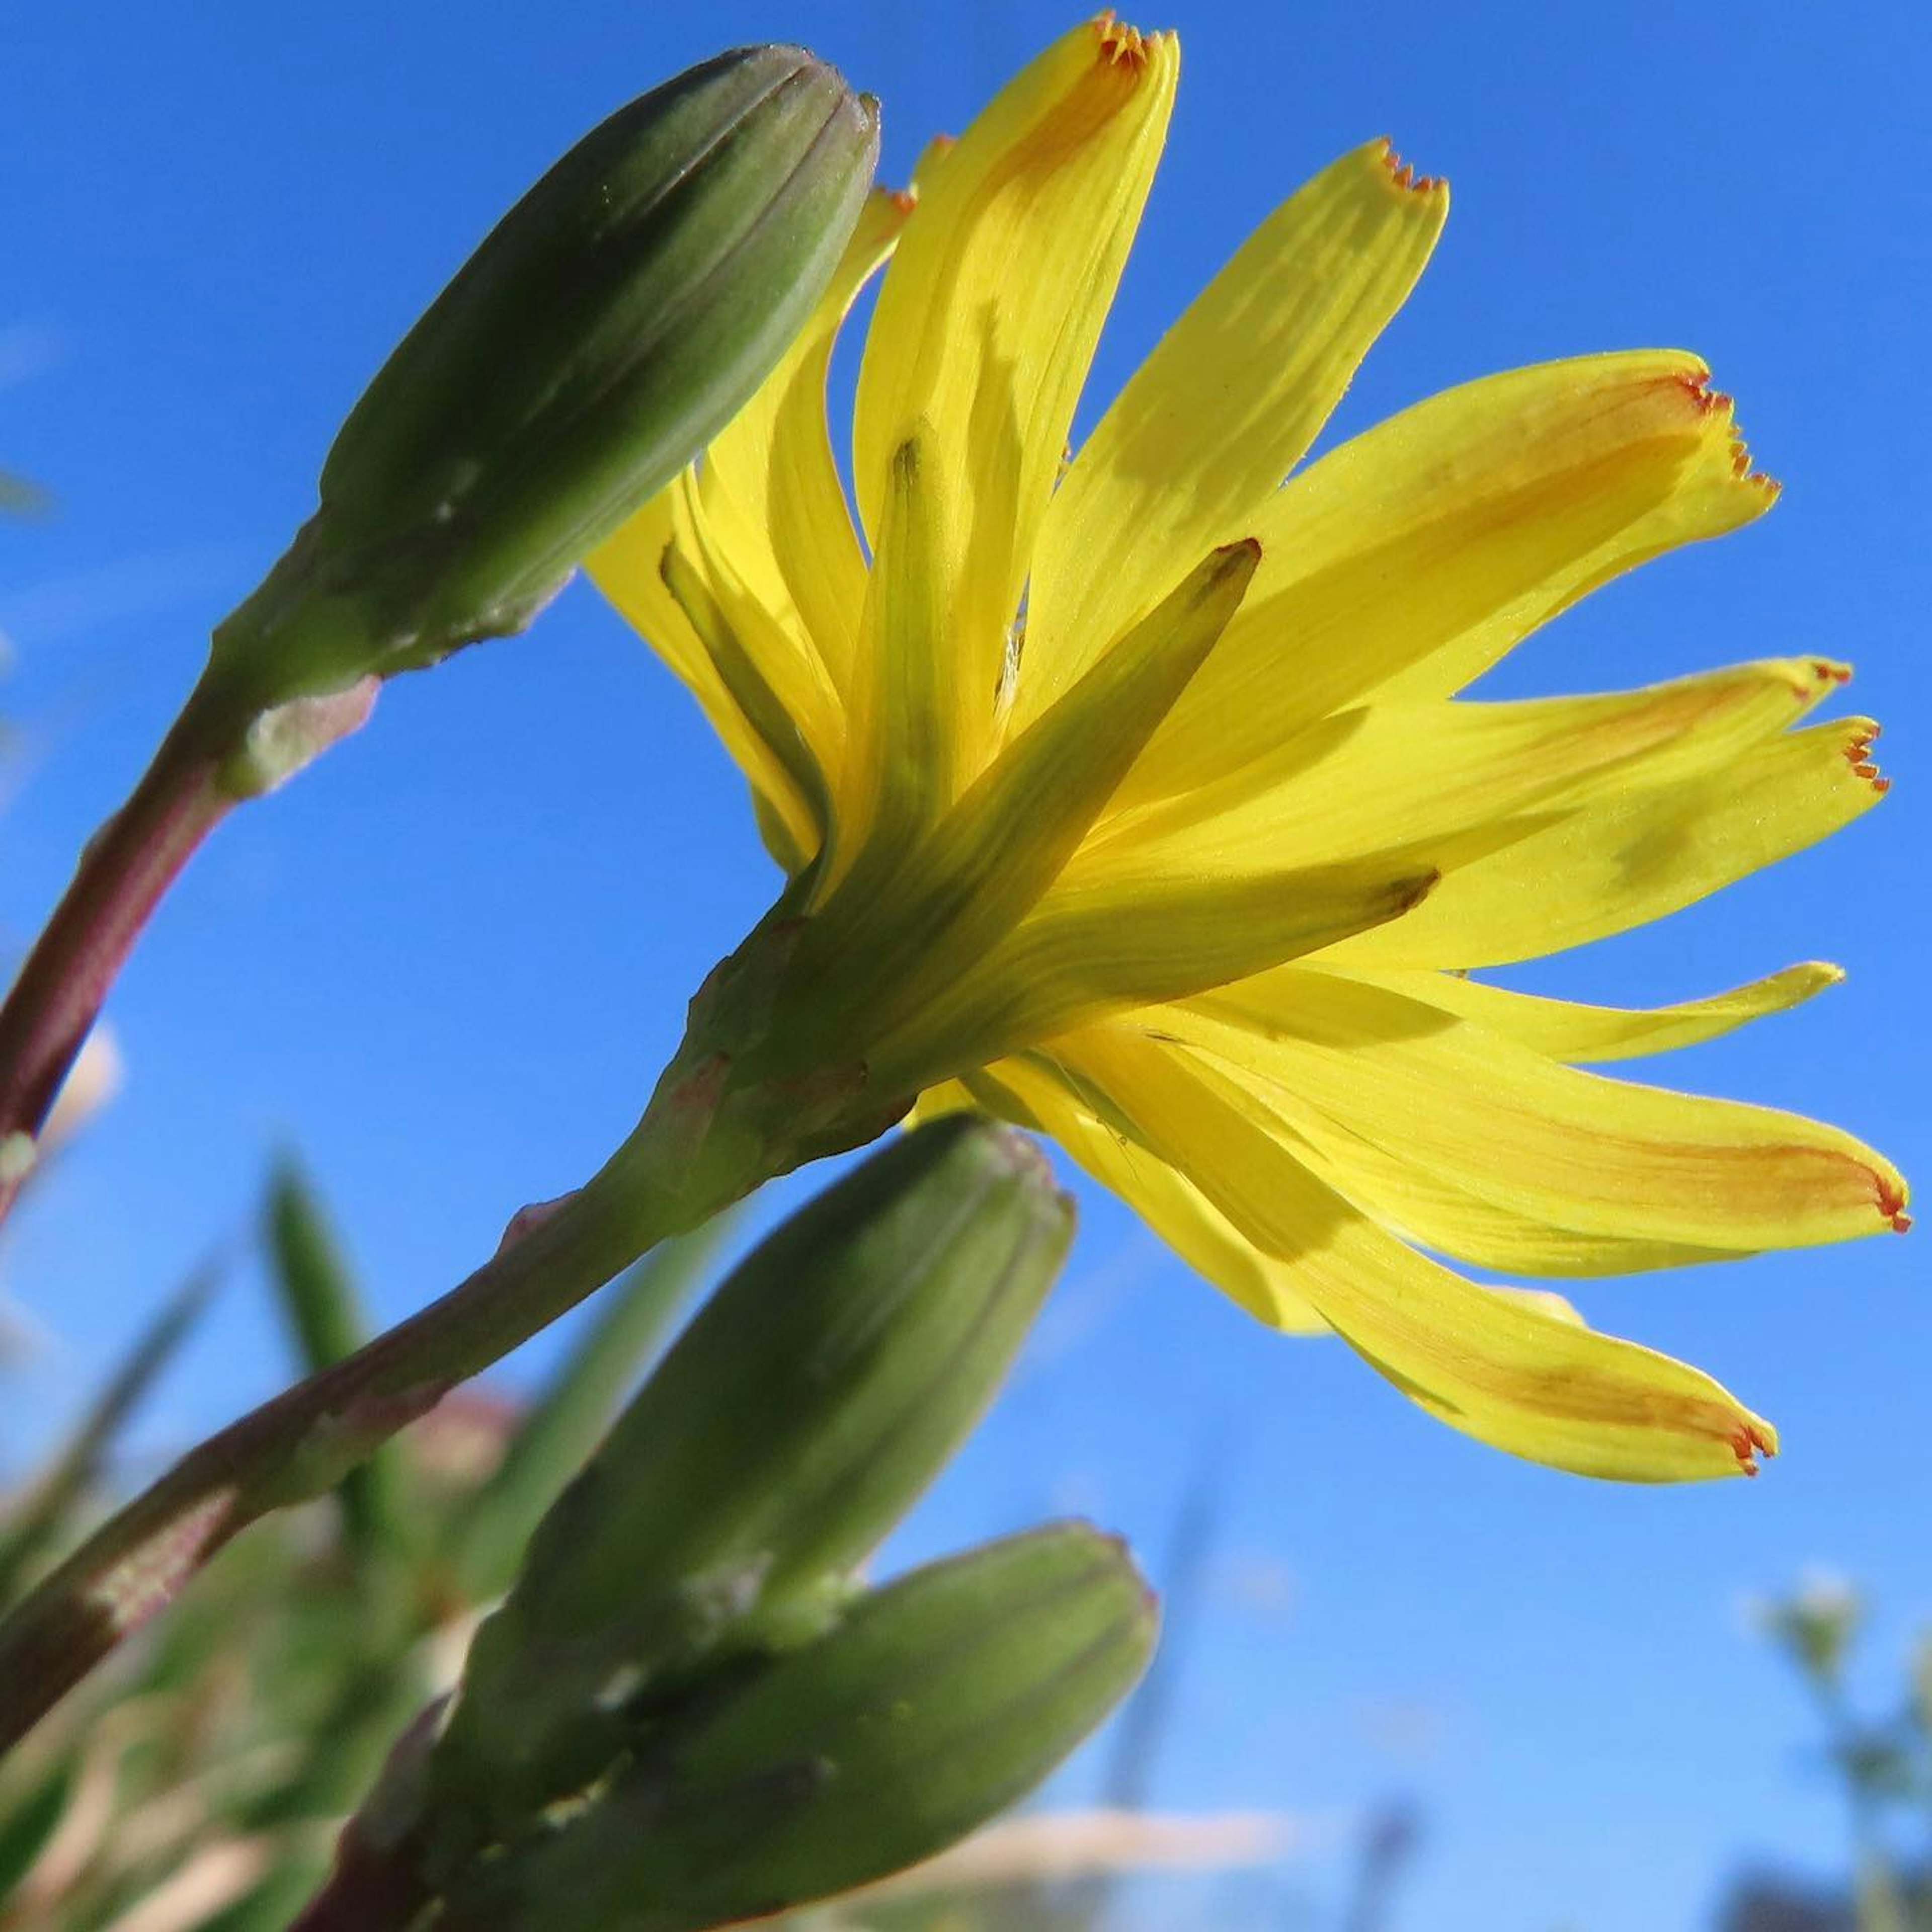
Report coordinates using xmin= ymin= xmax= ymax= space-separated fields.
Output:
xmin=593 ymin=18 xmax=1905 ymax=1483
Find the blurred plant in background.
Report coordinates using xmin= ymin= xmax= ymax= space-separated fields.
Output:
xmin=0 ymin=473 xmax=46 ymax=519
xmin=1717 ymin=1579 xmax=1932 ymax=1932
xmin=0 ymin=1161 xmax=712 ymax=1929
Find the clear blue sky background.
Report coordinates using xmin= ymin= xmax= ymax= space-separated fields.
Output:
xmin=3 ymin=5 xmax=1927 ymax=1927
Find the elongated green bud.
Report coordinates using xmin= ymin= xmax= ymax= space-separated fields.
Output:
xmin=442 ymin=1525 xmax=1156 ymax=1932
xmin=206 ymin=45 xmax=877 ymax=717
xmin=442 ymin=1222 xmax=729 ymax=1603
xmin=434 ymin=1118 xmax=1071 ymax=1818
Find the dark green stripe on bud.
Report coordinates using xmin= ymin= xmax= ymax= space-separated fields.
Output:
xmin=208 ymin=45 xmax=877 ymax=715
xmin=432 ymin=1117 xmax=1072 ymax=1826
xmin=442 ymin=1525 xmax=1156 ymax=1932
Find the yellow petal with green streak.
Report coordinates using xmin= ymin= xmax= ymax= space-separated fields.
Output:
xmin=825 ymin=427 xmax=960 ymax=892
xmin=1020 ymin=136 xmax=1446 ymax=726
xmin=1168 ymin=965 xmax=1908 ymax=1252
xmin=865 ymin=852 xmax=1438 ymax=1095
xmin=1340 ymin=961 xmax=1844 ymax=1063
xmin=805 ymin=541 xmax=1259 ymax=1051
xmin=851 ymin=19 xmax=1176 ymax=778
xmin=661 ymin=538 xmax=833 ymax=856
xmin=1092 ymin=657 xmax=1843 ymax=874
xmin=1325 ymin=715 xmax=1888 ymax=969
xmin=1116 ymin=351 xmax=1777 ymax=806
xmin=699 ymin=187 xmax=912 ymax=694
xmin=978 ymin=1055 xmax=1330 ymax=1333
xmin=1049 ymin=1026 xmax=1777 ymax=1482
xmin=587 ymin=493 xmax=816 ymax=870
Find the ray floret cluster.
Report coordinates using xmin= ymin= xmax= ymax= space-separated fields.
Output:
xmin=592 ymin=15 xmax=1905 ymax=1482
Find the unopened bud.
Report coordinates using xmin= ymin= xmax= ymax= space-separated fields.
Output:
xmin=433 ymin=1118 xmax=1071 ymax=1828
xmin=207 ymin=45 xmax=878 ymax=715
xmin=443 ymin=1525 xmax=1156 ymax=1931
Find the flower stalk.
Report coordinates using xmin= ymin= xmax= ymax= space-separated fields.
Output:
xmin=0 ymin=43 xmax=877 ymax=1238
xmin=0 ymin=711 xmax=232 ymax=1224
xmin=0 ymin=907 xmax=896 ymax=1755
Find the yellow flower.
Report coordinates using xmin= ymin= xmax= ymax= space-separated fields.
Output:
xmin=591 ymin=16 xmax=1906 ymax=1483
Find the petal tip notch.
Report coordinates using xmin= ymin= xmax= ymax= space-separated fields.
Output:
xmin=1732 ymin=1418 xmax=1778 ymax=1477
xmin=1876 ymin=1169 xmax=1911 ymax=1234
xmin=1376 ymin=136 xmax=1445 ymax=198
xmin=1091 ymin=12 xmax=1166 ymax=67
xmin=1842 ymin=720 xmax=1889 ymax=795
xmin=1676 ymin=367 xmax=1780 ymax=496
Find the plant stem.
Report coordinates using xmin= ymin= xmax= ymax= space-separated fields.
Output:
xmin=0 ymin=707 xmax=232 ymax=1225
xmin=0 ymin=1055 xmax=759 ymax=1757
xmin=0 ymin=897 xmax=880 ymax=1757
xmin=0 ymin=890 xmax=879 ymax=1759
xmin=286 ymin=1835 xmax=432 ymax=1932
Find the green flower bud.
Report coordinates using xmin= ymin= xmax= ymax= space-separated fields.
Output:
xmin=434 ymin=1118 xmax=1072 ymax=1820
xmin=441 ymin=1524 xmax=1156 ymax=1932
xmin=206 ymin=45 xmax=878 ymax=716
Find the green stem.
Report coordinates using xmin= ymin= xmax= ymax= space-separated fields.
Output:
xmin=0 ymin=1049 xmax=775 ymax=1758
xmin=0 ymin=907 xmax=883 ymax=1759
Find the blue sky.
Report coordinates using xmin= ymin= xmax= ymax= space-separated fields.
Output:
xmin=3 ymin=4 xmax=1928 ymax=1926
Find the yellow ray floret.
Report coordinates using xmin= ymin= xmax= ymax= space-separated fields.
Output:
xmin=1339 ymin=961 xmax=1844 ymax=1064
xmin=589 ymin=14 xmax=1905 ymax=1483
xmin=1036 ymin=1028 xmax=1779 ymax=1482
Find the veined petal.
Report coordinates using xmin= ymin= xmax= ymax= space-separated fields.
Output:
xmin=1234 ymin=1093 xmax=1736 ymax=1278
xmin=803 ymin=541 xmax=1260 ymax=1052
xmin=1090 ymin=657 xmax=1846 ymax=872
xmin=852 ymin=18 xmax=1177 ymax=775
xmin=1116 ymin=352 xmax=1778 ymax=806
xmin=1021 ymin=137 xmax=1446 ymax=725
xmin=865 ymin=853 xmax=1439 ymax=1094
xmin=1325 ymin=715 xmax=1889 ymax=969
xmin=587 ymin=492 xmax=818 ymax=869
xmin=1049 ymin=1025 xmax=1778 ymax=1481
xmin=827 ymin=426 xmax=958 ymax=888
xmin=1168 ymin=965 xmax=1908 ymax=1252
xmin=1341 ymin=961 xmax=1844 ymax=1063
xmin=976 ymin=1055 xmax=1330 ymax=1333
xmin=662 ymin=475 xmax=844 ymax=838
xmin=700 ymin=187 xmax=913 ymax=692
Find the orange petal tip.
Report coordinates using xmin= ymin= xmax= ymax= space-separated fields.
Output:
xmin=1841 ymin=721 xmax=1890 ymax=793
xmin=1091 ymin=12 xmax=1164 ymax=66
xmin=1732 ymin=1419 xmax=1778 ymax=1477
xmin=1376 ymin=135 xmax=1443 ymax=196
xmin=1876 ymin=1172 xmax=1911 ymax=1232
xmin=1675 ymin=367 xmax=1780 ymax=494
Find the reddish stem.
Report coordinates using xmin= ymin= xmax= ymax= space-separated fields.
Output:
xmin=287 ymin=1835 xmax=433 ymax=1932
xmin=0 ymin=714 xmax=231 ymax=1226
